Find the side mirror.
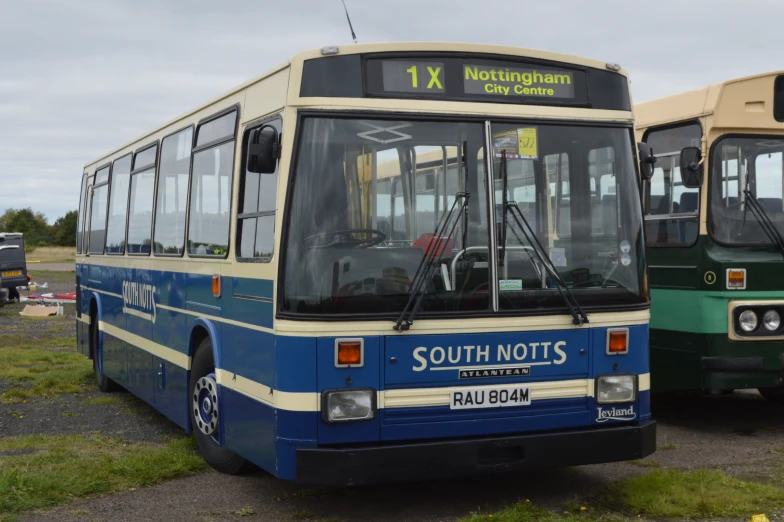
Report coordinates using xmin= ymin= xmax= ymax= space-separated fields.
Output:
xmin=680 ymin=146 xmax=703 ymax=188
xmin=247 ymin=125 xmax=279 ymax=174
xmin=637 ymin=142 xmax=656 ymax=180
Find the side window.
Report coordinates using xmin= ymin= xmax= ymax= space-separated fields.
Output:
xmin=589 ymin=147 xmax=618 ymax=237
xmin=189 ymin=111 xmax=237 ymax=256
xmin=545 ymin=153 xmax=570 ymax=237
xmin=643 ymin=123 xmax=702 ymax=246
xmin=76 ymin=173 xmax=88 ymax=253
xmin=105 ymin=155 xmax=132 ymax=254
xmin=88 ymin=166 xmax=111 ymax=254
xmin=127 ymin=144 xmax=158 ymax=255
xmin=154 ymin=127 xmax=193 ymax=255
xmin=237 ymin=117 xmax=280 ymax=260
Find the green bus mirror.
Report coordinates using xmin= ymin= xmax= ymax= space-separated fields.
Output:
xmin=637 ymin=142 xmax=656 ymax=180
xmin=247 ymin=125 xmax=279 ymax=174
xmin=680 ymin=146 xmax=703 ymax=188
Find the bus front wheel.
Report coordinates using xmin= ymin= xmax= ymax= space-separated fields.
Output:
xmin=190 ymin=337 xmax=249 ymax=474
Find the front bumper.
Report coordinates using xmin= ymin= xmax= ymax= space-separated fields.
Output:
xmin=296 ymin=420 xmax=656 ymax=485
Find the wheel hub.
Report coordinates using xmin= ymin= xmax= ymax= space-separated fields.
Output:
xmin=193 ymin=375 xmax=219 ymax=436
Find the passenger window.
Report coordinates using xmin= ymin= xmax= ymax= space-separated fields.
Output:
xmin=755 ymin=152 xmax=784 ymax=207
xmin=77 ymin=174 xmax=88 ymax=254
xmin=545 ymin=153 xmax=570 ymax=237
xmin=189 ymin=141 xmax=234 ymax=256
xmin=589 ymin=147 xmax=618 ymax=237
xmin=643 ymin=123 xmax=702 ymax=246
xmin=127 ymin=169 xmax=155 ymax=255
xmin=196 ymin=112 xmax=237 ymax=146
xmin=105 ymin=155 xmax=132 ymax=254
xmin=154 ymin=128 xmax=192 ymax=255
xmin=237 ymin=117 xmax=281 ymax=261
xmin=88 ymin=166 xmax=111 ymax=254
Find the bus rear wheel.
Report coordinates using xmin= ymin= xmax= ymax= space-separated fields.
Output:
xmin=91 ymin=314 xmax=118 ymax=393
xmin=190 ymin=337 xmax=249 ymax=474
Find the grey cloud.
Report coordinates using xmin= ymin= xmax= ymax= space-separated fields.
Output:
xmin=1 ymin=0 xmax=783 ymax=221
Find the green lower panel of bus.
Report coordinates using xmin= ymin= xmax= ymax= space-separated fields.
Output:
xmin=650 ymin=288 xmax=784 ymax=393
xmin=650 ymin=329 xmax=784 ymax=392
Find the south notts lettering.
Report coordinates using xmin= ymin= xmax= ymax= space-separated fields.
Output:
xmin=412 ymin=341 xmax=567 ymax=371
xmin=122 ymin=280 xmax=157 ymax=314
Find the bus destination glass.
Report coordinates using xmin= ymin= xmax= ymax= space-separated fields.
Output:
xmin=375 ymin=59 xmax=576 ymax=100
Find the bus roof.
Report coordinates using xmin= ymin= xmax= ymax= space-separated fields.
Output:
xmin=635 ymin=70 xmax=784 ymax=131
xmin=85 ymin=42 xmax=628 ymax=169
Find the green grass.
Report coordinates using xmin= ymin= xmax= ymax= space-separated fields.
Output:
xmin=628 ymin=459 xmax=661 ymax=468
xmin=460 ymin=501 xmax=631 ymax=522
xmin=658 ymin=443 xmax=678 ymax=451
xmin=0 ymin=434 xmax=206 ymax=517
xmin=0 ymin=331 xmax=91 ymax=403
xmin=26 ymin=269 xmax=75 ymax=284
xmin=608 ymin=469 xmax=784 ymax=518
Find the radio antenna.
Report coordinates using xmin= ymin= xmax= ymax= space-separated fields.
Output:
xmin=340 ymin=0 xmax=358 ymax=44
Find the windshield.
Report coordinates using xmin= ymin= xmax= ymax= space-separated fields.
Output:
xmin=710 ymin=136 xmax=784 ymax=245
xmin=281 ymin=116 xmax=645 ymax=316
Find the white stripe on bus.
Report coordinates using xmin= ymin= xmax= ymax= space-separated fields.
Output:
xmin=80 ymin=284 xmax=648 ymax=337
xmin=99 ymin=321 xmax=191 ymax=370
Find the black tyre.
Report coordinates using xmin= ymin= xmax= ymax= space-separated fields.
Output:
xmin=91 ymin=314 xmax=118 ymax=393
xmin=190 ymin=337 xmax=249 ymax=474
xmin=759 ymin=387 xmax=784 ymax=404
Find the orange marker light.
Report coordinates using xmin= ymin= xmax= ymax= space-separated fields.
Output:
xmin=337 ymin=340 xmax=362 ymax=366
xmin=727 ymin=269 xmax=745 ymax=289
xmin=607 ymin=330 xmax=628 ymax=354
xmin=212 ymin=274 xmax=221 ymax=298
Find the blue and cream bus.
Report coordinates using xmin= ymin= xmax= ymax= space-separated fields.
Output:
xmin=76 ymin=42 xmax=655 ymax=484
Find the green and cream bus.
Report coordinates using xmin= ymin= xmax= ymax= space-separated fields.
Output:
xmin=635 ymin=72 xmax=784 ymax=398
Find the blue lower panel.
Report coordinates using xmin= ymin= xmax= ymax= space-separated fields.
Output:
xmin=154 ymin=357 xmax=189 ymax=430
xmin=103 ymin=331 xmax=126 ymax=385
xmin=126 ymin=346 xmax=154 ymax=406
xmin=381 ymin=398 xmax=591 ymax=441
xmin=221 ymin=386 xmax=278 ymax=476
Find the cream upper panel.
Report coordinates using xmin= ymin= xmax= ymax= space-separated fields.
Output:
xmin=635 ymin=71 xmax=784 ymax=132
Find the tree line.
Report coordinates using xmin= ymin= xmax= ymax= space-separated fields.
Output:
xmin=0 ymin=208 xmax=78 ymax=248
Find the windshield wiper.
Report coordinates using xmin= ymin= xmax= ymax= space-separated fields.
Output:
xmin=497 ymin=152 xmax=588 ymax=325
xmin=504 ymin=202 xmax=589 ymax=325
xmin=393 ymin=192 xmax=470 ymax=332
xmin=743 ymin=189 xmax=784 ymax=253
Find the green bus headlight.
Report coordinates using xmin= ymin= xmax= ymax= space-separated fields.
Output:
xmin=739 ymin=310 xmax=758 ymax=332
xmin=763 ymin=310 xmax=781 ymax=331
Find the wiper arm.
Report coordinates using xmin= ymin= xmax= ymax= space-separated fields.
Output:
xmin=393 ymin=192 xmax=470 ymax=332
xmin=744 ymin=189 xmax=784 ymax=253
xmin=505 ymin=201 xmax=589 ymax=326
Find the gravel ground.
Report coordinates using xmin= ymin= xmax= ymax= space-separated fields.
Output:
xmin=17 ymin=392 xmax=784 ymax=522
xmin=5 ymin=301 xmax=784 ymax=522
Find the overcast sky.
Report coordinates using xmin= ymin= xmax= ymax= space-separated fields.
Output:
xmin=1 ymin=0 xmax=783 ymax=222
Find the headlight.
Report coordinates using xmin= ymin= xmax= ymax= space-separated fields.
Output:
xmin=763 ymin=310 xmax=781 ymax=331
xmin=321 ymin=389 xmax=375 ymax=423
xmin=739 ymin=310 xmax=758 ymax=332
xmin=596 ymin=375 xmax=636 ymax=404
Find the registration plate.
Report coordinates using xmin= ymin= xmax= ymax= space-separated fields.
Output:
xmin=450 ymin=386 xmax=531 ymax=410
xmin=1 ymin=270 xmax=21 ymax=277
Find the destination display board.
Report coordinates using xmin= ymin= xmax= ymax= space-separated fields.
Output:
xmin=301 ymin=54 xmax=631 ymax=111
xmin=366 ymin=57 xmax=585 ymax=104
xmin=463 ymin=65 xmax=575 ymax=99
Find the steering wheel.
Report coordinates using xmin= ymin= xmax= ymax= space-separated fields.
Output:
xmin=302 ymin=229 xmax=387 ymax=249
